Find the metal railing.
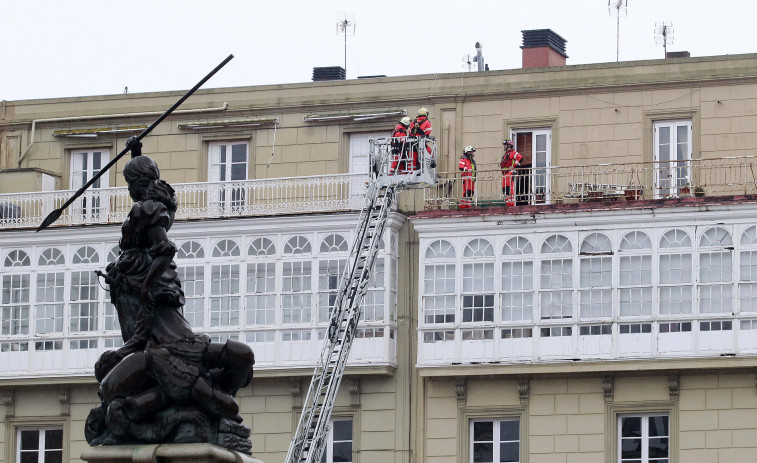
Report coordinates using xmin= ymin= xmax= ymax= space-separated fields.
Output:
xmin=0 ymin=173 xmax=369 ymax=230
xmin=425 ymin=156 xmax=757 ymax=209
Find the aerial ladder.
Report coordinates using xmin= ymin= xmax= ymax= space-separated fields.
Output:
xmin=285 ymin=135 xmax=437 ymax=463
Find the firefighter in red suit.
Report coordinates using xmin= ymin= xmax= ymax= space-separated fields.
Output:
xmin=390 ymin=117 xmax=411 ymax=174
xmin=500 ymin=139 xmax=522 ymax=206
xmin=409 ymin=108 xmax=432 ymax=170
xmin=458 ymin=146 xmax=476 ymax=209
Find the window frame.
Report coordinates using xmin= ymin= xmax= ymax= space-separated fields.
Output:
xmin=8 ymin=419 xmax=68 ymax=463
xmin=458 ymin=406 xmax=527 ymax=463
xmin=321 ymin=417 xmax=355 ymax=463
xmin=605 ymin=402 xmax=677 ymax=463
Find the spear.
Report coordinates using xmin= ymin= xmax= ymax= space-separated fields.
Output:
xmin=36 ymin=54 xmax=235 ymax=232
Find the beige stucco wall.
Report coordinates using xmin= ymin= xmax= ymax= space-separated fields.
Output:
xmin=0 ymin=373 xmax=410 ymax=463
xmin=420 ymin=372 xmax=757 ymax=463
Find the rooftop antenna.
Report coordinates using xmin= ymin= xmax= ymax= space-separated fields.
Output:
xmin=608 ymin=0 xmax=628 ymax=62
xmin=336 ymin=13 xmax=356 ymax=78
xmin=654 ymin=22 xmax=674 ymax=58
xmin=461 ymin=54 xmax=474 ymax=72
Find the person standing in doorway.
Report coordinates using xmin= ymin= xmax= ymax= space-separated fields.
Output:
xmin=500 ymin=139 xmax=522 ymax=206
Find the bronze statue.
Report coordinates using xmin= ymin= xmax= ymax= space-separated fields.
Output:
xmin=86 ymin=138 xmax=254 ymax=453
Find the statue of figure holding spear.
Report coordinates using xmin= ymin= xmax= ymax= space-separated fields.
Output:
xmin=38 ymin=55 xmax=256 ymax=453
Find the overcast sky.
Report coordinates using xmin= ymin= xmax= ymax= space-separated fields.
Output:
xmin=2 ymin=0 xmax=755 ymax=102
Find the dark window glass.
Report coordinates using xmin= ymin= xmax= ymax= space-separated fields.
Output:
xmin=332 ymin=442 xmax=351 ymax=463
xmin=621 ymin=438 xmax=642 ymax=459
xmin=20 ymin=430 xmax=39 ymax=450
xmin=21 ymin=452 xmax=38 ymax=463
xmin=45 ymin=429 xmax=62 ymax=449
xmin=333 ymin=420 xmax=352 ymax=441
xmin=473 ymin=443 xmax=493 ymax=463
xmin=648 ymin=438 xmax=669 ymax=458
xmin=649 ymin=415 xmax=669 ymax=436
xmin=622 ymin=417 xmax=642 ymax=437
xmin=499 ymin=420 xmax=519 ymax=441
xmin=499 ymin=442 xmax=518 ymax=462
xmin=44 ymin=451 xmax=63 ymax=463
xmin=473 ymin=421 xmax=493 ymax=441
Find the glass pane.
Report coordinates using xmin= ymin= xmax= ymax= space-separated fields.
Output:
xmin=648 ymin=438 xmax=669 ymax=458
xmin=499 ymin=420 xmax=519 ymax=441
xmin=500 ymin=442 xmax=519 ymax=462
xmin=44 ymin=451 xmax=63 ymax=463
xmin=621 ymin=417 xmax=641 ymax=437
xmin=473 ymin=421 xmax=493 ymax=441
xmin=45 ymin=430 xmax=63 ymax=449
xmin=333 ymin=420 xmax=353 ymax=440
xmin=473 ymin=443 xmax=493 ymax=463
xmin=21 ymin=452 xmax=38 ymax=463
xmin=21 ymin=430 xmax=39 ymax=450
xmin=621 ymin=438 xmax=642 ymax=459
xmin=649 ymin=415 xmax=669 ymax=437
xmin=332 ymin=442 xmax=352 ymax=463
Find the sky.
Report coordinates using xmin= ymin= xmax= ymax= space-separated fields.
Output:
xmin=2 ymin=0 xmax=756 ymax=102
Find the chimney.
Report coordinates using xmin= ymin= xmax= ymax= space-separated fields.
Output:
xmin=666 ymin=51 xmax=690 ymax=59
xmin=312 ymin=66 xmax=346 ymax=82
xmin=521 ymin=29 xmax=568 ymax=68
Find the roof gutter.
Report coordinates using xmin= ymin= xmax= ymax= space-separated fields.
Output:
xmin=17 ymin=102 xmax=229 ymax=166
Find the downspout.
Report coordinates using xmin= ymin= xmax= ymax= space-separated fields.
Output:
xmin=17 ymin=102 xmax=229 ymax=167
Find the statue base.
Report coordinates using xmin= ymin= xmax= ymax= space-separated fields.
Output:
xmin=81 ymin=443 xmax=263 ymax=463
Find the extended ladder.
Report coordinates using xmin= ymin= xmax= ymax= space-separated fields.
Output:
xmin=286 ymin=136 xmax=436 ymax=463
xmin=286 ymin=181 xmax=396 ymax=463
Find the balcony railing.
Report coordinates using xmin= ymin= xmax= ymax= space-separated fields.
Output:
xmin=0 ymin=173 xmax=369 ymax=230
xmin=425 ymin=156 xmax=757 ymax=210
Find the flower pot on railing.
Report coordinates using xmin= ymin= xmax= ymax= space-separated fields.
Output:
xmin=680 ymin=186 xmax=691 ymax=196
xmin=694 ymin=186 xmax=705 ymax=197
xmin=624 ymin=187 xmax=643 ymax=201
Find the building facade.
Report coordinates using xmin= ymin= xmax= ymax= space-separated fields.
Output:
xmin=2 ymin=51 xmax=757 ymax=463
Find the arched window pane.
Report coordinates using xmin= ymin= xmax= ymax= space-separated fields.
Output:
xmin=700 ymin=227 xmax=733 ymax=247
xmin=284 ymin=236 xmax=312 ymax=255
xmin=38 ymin=248 xmax=65 ymax=266
xmin=425 ymin=240 xmax=455 ymax=259
xmin=463 ymin=239 xmax=494 ymax=258
xmin=541 ymin=235 xmax=572 ymax=254
xmin=619 ymin=231 xmax=652 ymax=251
xmin=213 ymin=239 xmax=240 ymax=258
xmin=660 ymin=229 xmax=692 ymax=248
xmin=178 ymin=241 xmax=205 ymax=259
xmin=107 ymin=245 xmax=121 ymax=264
xmin=502 ymin=237 xmax=533 ymax=256
xmin=580 ymin=233 xmax=612 ymax=254
xmin=248 ymin=237 xmax=276 ymax=257
xmin=4 ymin=250 xmax=30 ymax=267
xmin=320 ymin=234 xmax=348 ymax=253
xmin=741 ymin=226 xmax=757 ymax=246
xmin=72 ymin=246 xmax=99 ymax=264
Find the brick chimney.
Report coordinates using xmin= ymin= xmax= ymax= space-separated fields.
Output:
xmin=521 ymin=29 xmax=568 ymax=68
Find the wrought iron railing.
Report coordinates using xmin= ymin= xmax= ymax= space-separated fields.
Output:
xmin=424 ymin=156 xmax=757 ymax=209
xmin=0 ymin=173 xmax=369 ymax=230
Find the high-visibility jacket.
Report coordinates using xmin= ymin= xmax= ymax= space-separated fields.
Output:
xmin=458 ymin=155 xmax=476 ymax=191
xmin=390 ymin=124 xmax=411 ymax=173
xmin=500 ymin=148 xmax=523 ymax=189
xmin=410 ymin=116 xmax=432 ymax=138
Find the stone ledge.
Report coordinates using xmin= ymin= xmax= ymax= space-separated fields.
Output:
xmin=81 ymin=443 xmax=264 ymax=463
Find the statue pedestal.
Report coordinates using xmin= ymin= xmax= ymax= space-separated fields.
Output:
xmin=81 ymin=443 xmax=263 ymax=463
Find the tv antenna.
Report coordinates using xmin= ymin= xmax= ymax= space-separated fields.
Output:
xmin=461 ymin=54 xmax=474 ymax=72
xmin=654 ymin=22 xmax=674 ymax=58
xmin=336 ymin=13 xmax=356 ymax=78
xmin=608 ymin=0 xmax=628 ymax=62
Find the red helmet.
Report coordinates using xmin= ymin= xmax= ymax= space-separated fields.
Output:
xmin=503 ymin=139 xmax=514 ymax=148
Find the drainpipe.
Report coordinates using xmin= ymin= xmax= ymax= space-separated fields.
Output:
xmin=17 ymin=102 xmax=229 ymax=167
